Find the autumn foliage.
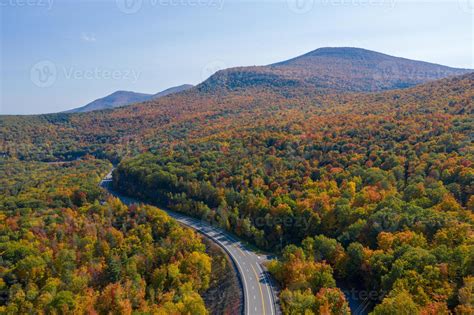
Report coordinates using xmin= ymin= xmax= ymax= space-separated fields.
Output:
xmin=0 ymin=159 xmax=211 ymax=314
xmin=0 ymin=69 xmax=473 ymax=314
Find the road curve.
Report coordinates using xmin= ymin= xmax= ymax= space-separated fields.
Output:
xmin=101 ymin=174 xmax=280 ymax=315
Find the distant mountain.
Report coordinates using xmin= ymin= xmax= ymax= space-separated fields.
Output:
xmin=152 ymin=84 xmax=194 ymax=98
xmin=198 ymin=47 xmax=472 ymax=93
xmin=67 ymin=84 xmax=193 ymax=113
xmin=65 ymin=48 xmax=471 ymax=113
xmin=66 ymin=91 xmax=153 ymax=113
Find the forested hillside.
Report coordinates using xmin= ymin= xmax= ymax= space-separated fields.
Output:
xmin=198 ymin=47 xmax=471 ymax=93
xmin=112 ymin=73 xmax=474 ymax=313
xmin=1 ymin=48 xmax=473 ymax=314
xmin=1 ymin=71 xmax=472 ymax=163
xmin=0 ymin=158 xmax=213 ymax=314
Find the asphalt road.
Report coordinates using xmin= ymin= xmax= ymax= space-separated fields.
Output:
xmin=101 ymin=174 xmax=280 ymax=315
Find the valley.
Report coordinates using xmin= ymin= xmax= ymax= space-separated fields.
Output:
xmin=1 ymin=47 xmax=473 ymax=315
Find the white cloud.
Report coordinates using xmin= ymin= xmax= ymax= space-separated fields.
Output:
xmin=81 ymin=32 xmax=97 ymax=42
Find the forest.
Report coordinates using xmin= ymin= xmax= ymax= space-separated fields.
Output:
xmin=0 ymin=71 xmax=473 ymax=314
xmin=1 ymin=73 xmax=472 ymax=163
xmin=0 ymin=158 xmax=214 ymax=314
xmin=111 ymin=74 xmax=473 ymax=313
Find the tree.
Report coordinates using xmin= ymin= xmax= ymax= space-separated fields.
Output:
xmin=314 ymin=287 xmax=350 ymax=315
xmin=371 ymin=290 xmax=419 ymax=315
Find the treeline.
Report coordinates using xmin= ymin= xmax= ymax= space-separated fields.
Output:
xmin=0 ymin=159 xmax=212 ymax=314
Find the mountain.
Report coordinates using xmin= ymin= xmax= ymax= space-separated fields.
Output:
xmin=66 ymin=91 xmax=154 ymax=113
xmin=62 ymin=48 xmax=472 ymax=112
xmin=67 ymin=84 xmax=193 ymax=113
xmin=3 ymin=48 xmax=473 ymax=162
xmin=152 ymin=84 xmax=194 ymax=98
xmin=3 ymin=70 xmax=472 ymax=161
xmin=198 ymin=47 xmax=472 ymax=93
xmin=4 ymin=46 xmax=473 ymax=315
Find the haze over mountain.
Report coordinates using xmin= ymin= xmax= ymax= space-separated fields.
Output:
xmin=67 ymin=84 xmax=193 ymax=113
xmin=198 ymin=47 xmax=472 ymax=93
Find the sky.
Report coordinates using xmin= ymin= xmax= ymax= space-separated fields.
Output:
xmin=0 ymin=0 xmax=473 ymax=115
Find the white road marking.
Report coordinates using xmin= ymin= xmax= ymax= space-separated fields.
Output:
xmin=256 ymin=263 xmax=276 ymax=315
xmin=102 ymin=177 xmax=278 ymax=315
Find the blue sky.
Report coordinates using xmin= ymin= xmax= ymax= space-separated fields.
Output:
xmin=1 ymin=0 xmax=473 ymax=114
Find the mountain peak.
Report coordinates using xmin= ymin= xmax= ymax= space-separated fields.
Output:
xmin=307 ymin=46 xmax=378 ymax=55
xmin=110 ymin=90 xmax=140 ymax=95
xmin=274 ymin=47 xmax=385 ymax=64
xmin=199 ymin=47 xmax=472 ymax=93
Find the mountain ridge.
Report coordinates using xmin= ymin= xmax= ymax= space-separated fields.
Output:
xmin=198 ymin=47 xmax=472 ymax=93
xmin=66 ymin=84 xmax=194 ymax=113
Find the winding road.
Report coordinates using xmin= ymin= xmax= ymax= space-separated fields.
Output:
xmin=101 ymin=173 xmax=280 ymax=315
